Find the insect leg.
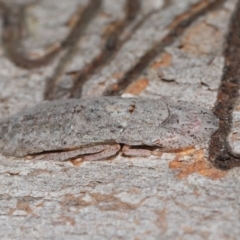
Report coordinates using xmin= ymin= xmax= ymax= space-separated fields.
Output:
xmin=122 ymin=145 xmax=163 ymax=157
xmin=122 ymin=145 xmax=151 ymax=157
xmin=72 ymin=144 xmax=121 ymax=162
xmin=28 ymin=144 xmax=120 ymax=161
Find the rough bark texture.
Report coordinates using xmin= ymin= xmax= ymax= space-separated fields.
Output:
xmin=0 ymin=0 xmax=240 ymax=239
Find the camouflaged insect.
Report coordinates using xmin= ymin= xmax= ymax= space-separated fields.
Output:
xmin=0 ymin=97 xmax=218 ymax=161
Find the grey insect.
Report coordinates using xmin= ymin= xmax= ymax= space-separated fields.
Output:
xmin=0 ymin=97 xmax=218 ymax=161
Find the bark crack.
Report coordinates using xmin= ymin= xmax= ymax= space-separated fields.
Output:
xmin=44 ymin=0 xmax=102 ymax=100
xmin=103 ymin=0 xmax=226 ymax=96
xmin=209 ymin=0 xmax=240 ymax=170
xmin=70 ymin=0 xmax=143 ymax=98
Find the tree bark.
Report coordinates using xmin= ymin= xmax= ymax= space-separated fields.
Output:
xmin=0 ymin=0 xmax=239 ymax=239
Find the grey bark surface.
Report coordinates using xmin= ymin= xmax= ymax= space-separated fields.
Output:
xmin=0 ymin=0 xmax=240 ymax=239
